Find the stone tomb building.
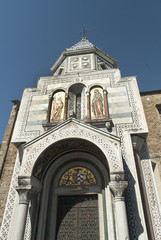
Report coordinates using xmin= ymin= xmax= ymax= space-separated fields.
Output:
xmin=0 ymin=38 xmax=161 ymax=240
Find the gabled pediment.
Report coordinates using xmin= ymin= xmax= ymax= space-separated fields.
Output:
xmin=24 ymin=118 xmax=120 ymax=149
xmin=21 ymin=118 xmax=123 ymax=177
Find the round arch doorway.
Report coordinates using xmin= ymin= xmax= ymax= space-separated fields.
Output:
xmin=33 ymin=139 xmax=111 ymax=240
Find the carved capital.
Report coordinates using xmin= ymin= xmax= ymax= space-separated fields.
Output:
xmin=109 ymin=181 xmax=128 ymax=200
xmin=15 ymin=186 xmax=33 ymax=205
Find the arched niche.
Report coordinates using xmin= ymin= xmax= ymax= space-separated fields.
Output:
xmin=47 ymin=90 xmax=67 ymax=123
xmin=88 ymin=86 xmax=109 ymax=120
xmin=31 ymin=138 xmax=114 ymax=240
xmin=68 ymin=83 xmax=86 ymax=120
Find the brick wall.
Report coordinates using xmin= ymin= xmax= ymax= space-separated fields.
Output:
xmin=0 ymin=101 xmax=19 ymax=227
xmin=141 ymin=91 xmax=161 ymax=205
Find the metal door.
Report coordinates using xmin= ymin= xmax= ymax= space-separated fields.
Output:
xmin=56 ymin=195 xmax=99 ymax=240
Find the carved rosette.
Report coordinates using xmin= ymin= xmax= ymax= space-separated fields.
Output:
xmin=16 ymin=186 xmax=33 ymax=205
xmin=109 ymin=181 xmax=128 ymax=201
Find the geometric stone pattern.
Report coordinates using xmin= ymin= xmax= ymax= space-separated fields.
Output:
xmin=4 ymin=75 xmax=145 ymax=240
xmin=140 ymin=143 xmax=161 ymax=240
xmin=123 ymin=160 xmax=143 ymax=240
xmin=0 ymin=104 xmax=18 ymax=227
xmin=1 ymin=37 xmax=157 ymax=240
xmin=113 ymin=80 xmax=144 ymax=239
xmin=117 ymin=129 xmax=145 ymax=239
xmin=22 ymin=122 xmax=123 ymax=176
xmin=0 ymin=152 xmax=20 ymax=240
xmin=13 ymin=71 xmax=136 ymax=142
xmin=13 ymin=73 xmax=113 ymax=141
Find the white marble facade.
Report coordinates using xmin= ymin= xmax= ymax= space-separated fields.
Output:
xmin=1 ymin=38 xmax=161 ymax=240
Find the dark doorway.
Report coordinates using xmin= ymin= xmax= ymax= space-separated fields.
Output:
xmin=56 ymin=195 xmax=99 ymax=240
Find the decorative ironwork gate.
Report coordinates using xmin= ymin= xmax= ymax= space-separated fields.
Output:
xmin=56 ymin=195 xmax=99 ymax=240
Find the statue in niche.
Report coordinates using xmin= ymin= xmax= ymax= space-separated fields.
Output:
xmin=91 ymin=88 xmax=104 ymax=119
xmin=50 ymin=91 xmax=65 ymax=122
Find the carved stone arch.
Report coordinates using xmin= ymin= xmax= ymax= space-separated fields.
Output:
xmin=48 ymin=88 xmax=67 ymax=100
xmin=67 ymin=83 xmax=87 ymax=119
xmin=89 ymin=83 xmax=104 ymax=91
xmin=31 ymin=138 xmax=110 ymax=182
xmin=67 ymin=82 xmax=88 ymax=92
xmin=22 ymin=124 xmax=123 ymax=178
xmin=32 ymin=143 xmax=111 ymax=240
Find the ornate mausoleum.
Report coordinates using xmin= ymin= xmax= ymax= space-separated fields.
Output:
xmin=0 ymin=37 xmax=161 ymax=240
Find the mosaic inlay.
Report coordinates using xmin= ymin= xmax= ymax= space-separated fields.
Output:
xmin=59 ymin=167 xmax=97 ymax=186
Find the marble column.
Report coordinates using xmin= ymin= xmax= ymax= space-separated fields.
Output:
xmin=14 ymin=185 xmax=32 ymax=240
xmin=109 ymin=180 xmax=129 ymax=240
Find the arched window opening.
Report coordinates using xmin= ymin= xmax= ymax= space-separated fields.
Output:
xmin=68 ymin=83 xmax=86 ymax=120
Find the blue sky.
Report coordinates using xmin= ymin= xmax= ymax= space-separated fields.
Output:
xmin=0 ymin=0 xmax=161 ymax=142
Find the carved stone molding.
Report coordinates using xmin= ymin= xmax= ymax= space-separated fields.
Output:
xmin=85 ymin=118 xmax=112 ymax=128
xmin=109 ymin=180 xmax=128 ymax=201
